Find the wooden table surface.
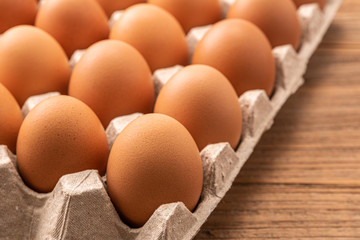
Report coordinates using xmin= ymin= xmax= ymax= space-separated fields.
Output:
xmin=195 ymin=0 xmax=360 ymax=239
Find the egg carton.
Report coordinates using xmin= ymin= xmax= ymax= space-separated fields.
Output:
xmin=0 ymin=0 xmax=343 ymax=239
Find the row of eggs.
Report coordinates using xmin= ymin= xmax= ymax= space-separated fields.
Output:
xmin=0 ymin=0 xmax=324 ymax=228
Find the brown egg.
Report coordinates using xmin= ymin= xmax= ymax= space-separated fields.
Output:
xmin=154 ymin=65 xmax=242 ymax=151
xmin=148 ymin=0 xmax=222 ymax=33
xmin=293 ymin=0 xmax=325 ymax=9
xmin=192 ymin=19 xmax=275 ymax=97
xmin=227 ymin=0 xmax=301 ymax=50
xmin=35 ymin=0 xmax=109 ymax=58
xmin=107 ymin=113 xmax=203 ymax=227
xmin=95 ymin=0 xmax=145 ymax=17
xmin=0 ymin=83 xmax=23 ymax=153
xmin=110 ymin=4 xmax=188 ymax=72
xmin=17 ymin=95 xmax=109 ymax=193
xmin=0 ymin=0 xmax=37 ymax=34
xmin=69 ymin=40 xmax=155 ymax=127
xmin=0 ymin=26 xmax=70 ymax=106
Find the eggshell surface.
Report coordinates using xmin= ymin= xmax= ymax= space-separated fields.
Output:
xmin=17 ymin=95 xmax=109 ymax=193
xmin=69 ymin=40 xmax=155 ymax=127
xmin=96 ymin=0 xmax=145 ymax=17
xmin=154 ymin=65 xmax=242 ymax=151
xmin=35 ymin=0 xmax=109 ymax=58
xmin=0 ymin=0 xmax=37 ymax=34
xmin=227 ymin=0 xmax=301 ymax=49
xmin=110 ymin=4 xmax=188 ymax=72
xmin=0 ymin=26 xmax=71 ymax=106
xmin=192 ymin=19 xmax=275 ymax=97
xmin=0 ymin=83 xmax=23 ymax=153
xmin=148 ymin=0 xmax=222 ymax=33
xmin=107 ymin=113 xmax=203 ymax=228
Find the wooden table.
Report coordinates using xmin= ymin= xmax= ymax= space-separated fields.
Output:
xmin=195 ymin=0 xmax=360 ymax=239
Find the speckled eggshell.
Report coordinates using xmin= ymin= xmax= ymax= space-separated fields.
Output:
xmin=17 ymin=95 xmax=109 ymax=193
xmin=0 ymin=26 xmax=71 ymax=106
xmin=96 ymin=0 xmax=145 ymax=17
xmin=106 ymin=113 xmax=203 ymax=228
xmin=293 ymin=0 xmax=325 ymax=9
xmin=192 ymin=19 xmax=275 ymax=97
xmin=35 ymin=0 xmax=109 ymax=58
xmin=110 ymin=4 xmax=188 ymax=72
xmin=227 ymin=0 xmax=302 ymax=50
xmin=0 ymin=0 xmax=37 ymax=34
xmin=154 ymin=65 xmax=242 ymax=151
xmin=69 ymin=40 xmax=155 ymax=127
xmin=148 ymin=0 xmax=222 ymax=33
xmin=0 ymin=83 xmax=23 ymax=153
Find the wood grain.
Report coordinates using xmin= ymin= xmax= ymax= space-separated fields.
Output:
xmin=195 ymin=0 xmax=360 ymax=239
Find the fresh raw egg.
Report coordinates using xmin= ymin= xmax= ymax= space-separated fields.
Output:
xmin=0 ymin=0 xmax=37 ymax=34
xmin=35 ymin=0 xmax=109 ymax=58
xmin=227 ymin=0 xmax=302 ymax=50
xmin=293 ymin=0 xmax=325 ymax=9
xmin=0 ymin=83 xmax=23 ymax=153
xmin=154 ymin=65 xmax=242 ymax=151
xmin=148 ymin=0 xmax=222 ymax=33
xmin=0 ymin=25 xmax=70 ymax=106
xmin=107 ymin=113 xmax=203 ymax=227
xmin=95 ymin=0 xmax=145 ymax=17
xmin=110 ymin=4 xmax=188 ymax=72
xmin=192 ymin=19 xmax=275 ymax=97
xmin=69 ymin=40 xmax=155 ymax=127
xmin=17 ymin=95 xmax=109 ymax=193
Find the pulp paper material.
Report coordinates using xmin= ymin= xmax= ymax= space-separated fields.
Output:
xmin=153 ymin=65 xmax=184 ymax=96
xmin=108 ymin=10 xmax=124 ymax=29
xmin=69 ymin=49 xmax=85 ymax=70
xmin=105 ymin=113 xmax=143 ymax=150
xmin=21 ymin=92 xmax=60 ymax=117
xmin=0 ymin=0 xmax=343 ymax=239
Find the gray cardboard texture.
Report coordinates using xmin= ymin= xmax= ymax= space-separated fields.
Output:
xmin=0 ymin=0 xmax=343 ymax=239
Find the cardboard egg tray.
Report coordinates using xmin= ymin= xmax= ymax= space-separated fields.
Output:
xmin=0 ymin=0 xmax=343 ymax=239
